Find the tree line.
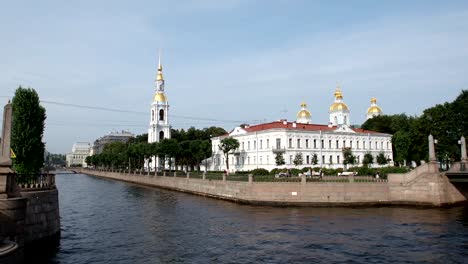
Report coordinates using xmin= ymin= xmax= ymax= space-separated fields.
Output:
xmin=362 ymin=90 xmax=467 ymax=166
xmin=85 ymin=127 xmax=227 ymax=171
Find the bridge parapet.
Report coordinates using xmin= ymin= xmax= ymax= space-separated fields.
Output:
xmin=387 ymin=162 xmax=439 ymax=185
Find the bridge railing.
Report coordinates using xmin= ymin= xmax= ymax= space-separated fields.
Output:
xmin=15 ymin=173 xmax=56 ymax=191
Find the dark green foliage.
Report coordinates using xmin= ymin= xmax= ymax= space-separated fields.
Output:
xmin=293 ymin=152 xmax=303 ymax=166
xmin=250 ymin=168 xmax=269 ymax=175
xmin=274 ymin=152 xmax=285 ymax=166
xmin=363 ymin=153 xmax=374 ymax=167
xmin=11 ymin=87 xmax=46 ymax=174
xmin=376 ymin=152 xmax=388 ymax=165
xmin=218 ymin=137 xmax=240 ymax=171
xmin=311 ymin=154 xmax=318 ymax=165
xmin=342 ymin=147 xmax=356 ymax=168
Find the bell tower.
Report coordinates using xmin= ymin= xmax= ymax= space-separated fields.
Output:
xmin=148 ymin=53 xmax=171 ymax=170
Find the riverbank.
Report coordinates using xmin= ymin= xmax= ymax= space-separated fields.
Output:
xmin=76 ymin=164 xmax=466 ymax=207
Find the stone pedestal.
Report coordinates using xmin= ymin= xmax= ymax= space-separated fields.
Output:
xmin=428 ymin=134 xmax=437 ymax=162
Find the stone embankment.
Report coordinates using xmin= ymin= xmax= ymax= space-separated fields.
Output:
xmin=77 ymin=162 xmax=466 ymax=207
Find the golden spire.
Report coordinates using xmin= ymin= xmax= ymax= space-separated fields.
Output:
xmin=156 ymin=50 xmax=164 ymax=81
xmin=370 ymin=97 xmax=377 ymax=104
xmin=300 ymin=102 xmax=307 ymax=108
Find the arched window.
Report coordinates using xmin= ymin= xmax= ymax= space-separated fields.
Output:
xmin=159 ymin=131 xmax=164 ymax=140
xmin=159 ymin=109 xmax=164 ymax=121
xmin=334 ymin=116 xmax=338 ymax=124
xmin=152 ymin=110 xmax=154 ymax=121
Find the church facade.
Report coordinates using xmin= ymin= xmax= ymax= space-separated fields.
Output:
xmin=209 ymin=88 xmax=391 ymax=172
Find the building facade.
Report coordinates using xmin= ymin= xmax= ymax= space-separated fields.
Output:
xmin=66 ymin=142 xmax=91 ymax=167
xmin=92 ymin=130 xmax=135 ymax=154
xmin=147 ymin=55 xmax=171 ymax=170
xmin=209 ymin=88 xmax=392 ymax=172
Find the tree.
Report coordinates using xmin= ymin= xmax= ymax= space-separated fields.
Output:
xmin=363 ymin=153 xmax=374 ymax=167
xmin=342 ymin=147 xmax=356 ymax=169
xmin=218 ymin=137 xmax=239 ymax=172
xmin=392 ymin=131 xmax=411 ymax=166
xmin=293 ymin=153 xmax=303 ymax=166
xmin=159 ymin=138 xmax=181 ymax=170
xmin=11 ymin=87 xmax=46 ymax=174
xmin=376 ymin=152 xmax=388 ymax=165
xmin=275 ymin=152 xmax=285 ymax=166
xmin=311 ymin=153 xmax=318 ymax=165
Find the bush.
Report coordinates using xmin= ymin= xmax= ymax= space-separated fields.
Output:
xmin=250 ymin=168 xmax=270 ymax=175
xmin=270 ymin=168 xmax=283 ymax=175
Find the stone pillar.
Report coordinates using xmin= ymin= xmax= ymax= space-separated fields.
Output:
xmin=301 ymin=174 xmax=306 ymax=184
xmin=428 ymin=134 xmax=437 ymax=162
xmin=186 ymin=172 xmax=190 ymax=179
xmin=222 ymin=173 xmax=226 ymax=182
xmin=248 ymin=174 xmax=253 ymax=183
xmin=202 ymin=172 xmax=206 ymax=180
xmin=1 ymin=101 xmax=14 ymax=198
xmin=461 ymin=136 xmax=467 ymax=162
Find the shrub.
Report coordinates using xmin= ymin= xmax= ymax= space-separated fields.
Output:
xmin=250 ymin=168 xmax=270 ymax=175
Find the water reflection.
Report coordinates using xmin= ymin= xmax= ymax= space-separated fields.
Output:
xmin=37 ymin=173 xmax=468 ymax=263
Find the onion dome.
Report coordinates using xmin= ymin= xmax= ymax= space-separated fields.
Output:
xmin=329 ymin=87 xmax=349 ymax=111
xmin=297 ymin=102 xmax=312 ymax=124
xmin=154 ymin=92 xmax=167 ymax=102
xmin=156 ymin=63 xmax=164 ymax=81
xmin=367 ymin=97 xmax=382 ymax=114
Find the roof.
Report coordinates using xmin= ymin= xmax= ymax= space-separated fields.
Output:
xmin=216 ymin=121 xmax=385 ymax=138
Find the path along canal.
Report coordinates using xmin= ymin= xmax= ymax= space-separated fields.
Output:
xmin=35 ymin=173 xmax=468 ymax=263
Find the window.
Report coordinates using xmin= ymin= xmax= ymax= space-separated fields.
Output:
xmin=289 ymin=155 xmax=293 ymax=164
xmin=329 ymin=140 xmax=332 ymax=149
xmin=337 ymin=155 xmax=340 ymax=164
xmin=343 ymin=140 xmax=346 ymax=148
xmin=357 ymin=156 xmax=360 ymax=163
xmin=305 ymin=139 xmax=309 ymax=148
xmin=313 ymin=139 xmax=317 ymax=149
xmin=159 ymin=131 xmax=164 ymax=140
xmin=375 ymin=141 xmax=378 ymax=150
xmin=350 ymin=141 xmax=353 ymax=148
xmin=363 ymin=141 xmax=366 ymax=149
xmin=241 ymin=157 xmax=244 ymax=165
xmin=387 ymin=142 xmax=389 ymax=149
xmin=329 ymin=155 xmax=333 ymax=164
xmin=266 ymin=156 xmax=269 ymax=164
xmin=381 ymin=142 xmax=383 ymax=150
xmin=276 ymin=138 xmax=281 ymax=149
xmin=336 ymin=140 xmax=339 ymax=149
xmin=242 ymin=142 xmax=244 ymax=150
xmin=321 ymin=140 xmax=324 ymax=148
xmin=248 ymin=157 xmax=250 ymax=164
xmin=322 ymin=155 xmax=325 ymax=164
xmin=297 ymin=139 xmax=301 ymax=148
xmin=306 ymin=155 xmax=310 ymax=164
xmin=151 ymin=110 xmax=154 ymax=121
xmin=266 ymin=139 xmax=269 ymax=149
xmin=259 ymin=156 xmax=262 ymax=164
xmin=357 ymin=141 xmax=360 ymax=149
xmin=254 ymin=140 xmax=256 ymax=149
xmin=159 ymin=109 xmax=164 ymax=121
xmin=289 ymin=138 xmax=293 ymax=148
xmin=248 ymin=141 xmax=250 ymax=150
xmin=260 ymin=140 xmax=263 ymax=149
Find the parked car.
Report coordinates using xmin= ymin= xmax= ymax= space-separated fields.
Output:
xmin=275 ymin=172 xmax=289 ymax=178
xmin=338 ymin=171 xmax=357 ymax=176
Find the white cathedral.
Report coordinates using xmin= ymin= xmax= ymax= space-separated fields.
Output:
xmin=209 ymin=88 xmax=390 ymax=172
xmin=147 ymin=56 xmax=171 ymax=171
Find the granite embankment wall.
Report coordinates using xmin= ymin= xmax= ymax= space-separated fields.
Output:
xmin=20 ymin=189 xmax=60 ymax=244
xmin=78 ymin=164 xmax=466 ymax=206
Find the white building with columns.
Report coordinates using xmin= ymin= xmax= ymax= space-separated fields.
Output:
xmin=147 ymin=56 xmax=171 ymax=171
xmin=209 ymin=88 xmax=392 ymax=172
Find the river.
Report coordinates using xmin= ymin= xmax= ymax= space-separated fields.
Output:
xmin=34 ymin=173 xmax=468 ymax=263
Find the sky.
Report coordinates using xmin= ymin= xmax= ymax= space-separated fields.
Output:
xmin=1 ymin=0 xmax=468 ymax=154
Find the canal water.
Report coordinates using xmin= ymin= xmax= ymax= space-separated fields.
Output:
xmin=36 ymin=173 xmax=468 ymax=263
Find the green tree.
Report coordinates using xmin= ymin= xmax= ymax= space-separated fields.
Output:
xmin=275 ymin=152 xmax=285 ymax=166
xmin=376 ymin=152 xmax=388 ymax=165
xmin=311 ymin=153 xmax=318 ymax=165
xmin=159 ymin=138 xmax=181 ymax=170
xmin=293 ymin=153 xmax=303 ymax=166
xmin=218 ymin=137 xmax=239 ymax=172
xmin=392 ymin=131 xmax=411 ymax=166
xmin=11 ymin=87 xmax=46 ymax=174
xmin=363 ymin=152 xmax=374 ymax=167
xmin=342 ymin=147 xmax=356 ymax=169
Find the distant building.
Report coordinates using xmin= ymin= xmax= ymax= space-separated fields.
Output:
xmin=209 ymin=88 xmax=392 ymax=172
xmin=92 ymin=130 xmax=134 ymax=154
xmin=66 ymin=142 xmax=91 ymax=167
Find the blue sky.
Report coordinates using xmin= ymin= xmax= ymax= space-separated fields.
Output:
xmin=1 ymin=0 xmax=468 ymax=153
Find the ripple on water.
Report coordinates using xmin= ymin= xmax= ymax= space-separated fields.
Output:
xmin=37 ymin=173 xmax=468 ymax=263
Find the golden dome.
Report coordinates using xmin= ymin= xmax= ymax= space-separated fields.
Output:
xmin=154 ymin=92 xmax=167 ymax=102
xmin=367 ymin=106 xmax=382 ymax=114
xmin=370 ymin=97 xmax=377 ymax=104
xmin=297 ymin=109 xmax=311 ymax=118
xmin=334 ymin=88 xmax=343 ymax=99
xmin=329 ymin=102 xmax=349 ymax=111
